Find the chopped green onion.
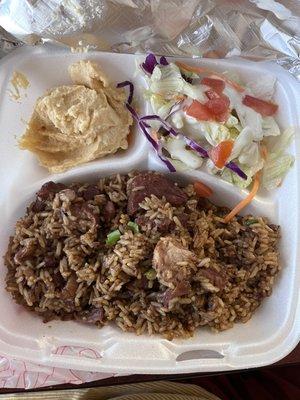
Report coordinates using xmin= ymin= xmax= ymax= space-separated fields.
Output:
xmin=145 ymin=268 xmax=157 ymax=280
xmin=106 ymin=229 xmax=121 ymax=245
xmin=127 ymin=221 xmax=139 ymax=233
xmin=245 ymin=219 xmax=258 ymax=226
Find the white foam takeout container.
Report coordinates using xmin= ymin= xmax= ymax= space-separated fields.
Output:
xmin=0 ymin=47 xmax=299 ymax=374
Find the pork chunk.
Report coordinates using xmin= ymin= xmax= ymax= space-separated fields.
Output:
xmin=127 ymin=172 xmax=187 ymax=215
xmin=152 ymin=236 xmax=197 ymax=288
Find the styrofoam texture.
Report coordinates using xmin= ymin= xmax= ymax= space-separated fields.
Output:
xmin=0 ymin=47 xmax=299 ymax=374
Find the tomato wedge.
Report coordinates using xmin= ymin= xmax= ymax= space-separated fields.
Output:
xmin=194 ymin=181 xmax=213 ymax=198
xmin=205 ymin=89 xmax=220 ymax=100
xmin=201 ymin=77 xmax=225 ymax=94
xmin=185 ymin=93 xmax=230 ymax=123
xmin=242 ymin=95 xmax=278 ymax=116
xmin=205 ymin=90 xmax=230 ymax=122
xmin=210 ymin=140 xmax=234 ymax=168
xmin=185 ymin=100 xmax=213 ymax=121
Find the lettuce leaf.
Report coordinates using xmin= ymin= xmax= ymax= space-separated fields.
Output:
xmin=262 ymin=155 xmax=294 ymax=190
xmin=265 ymin=127 xmax=294 ymax=158
xmin=262 ymin=116 xmax=280 ymax=137
xmin=150 ymin=94 xmax=176 ymax=119
xmin=224 ymin=86 xmax=263 ymax=139
xmin=229 ymin=127 xmax=253 ymax=160
xmin=246 ymin=74 xmax=276 ymax=100
xmin=262 ymin=128 xmax=295 ymax=190
xmin=238 ymin=142 xmax=262 ymax=167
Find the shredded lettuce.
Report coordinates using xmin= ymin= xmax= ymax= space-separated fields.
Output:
xmin=177 ymin=66 xmax=199 ymax=80
xmin=150 ymin=64 xmax=206 ymax=102
xmin=228 ymin=126 xmax=241 ymax=139
xmin=224 ymin=86 xmax=263 ymax=139
xmin=163 ymin=137 xmax=203 ymax=169
xmin=150 ymin=94 xmax=176 ymax=119
xmin=225 ymin=114 xmax=240 ymax=128
xmin=171 ymin=112 xmax=184 ymax=129
xmin=167 ymin=158 xmax=191 ymax=172
xmin=221 ymin=168 xmax=250 ymax=189
xmin=196 ymin=121 xmax=231 ymax=146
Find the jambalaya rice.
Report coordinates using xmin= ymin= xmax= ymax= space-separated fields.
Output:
xmin=4 ymin=172 xmax=280 ymax=339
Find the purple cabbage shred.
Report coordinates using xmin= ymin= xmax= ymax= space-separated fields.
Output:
xmin=141 ymin=53 xmax=158 ymax=74
xmin=116 ymin=81 xmax=134 ymax=104
xmin=226 ymin=161 xmax=247 ymax=180
xmin=141 ymin=53 xmax=169 ymax=75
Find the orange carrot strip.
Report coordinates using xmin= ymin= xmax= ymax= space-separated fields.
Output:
xmin=194 ymin=181 xmax=213 ymax=198
xmin=176 ymin=61 xmax=245 ymax=93
xmin=176 ymin=61 xmax=208 ymax=75
xmin=224 ymin=172 xmax=260 ymax=223
xmin=260 ymin=144 xmax=268 ymax=160
xmin=151 ymin=130 xmax=159 ymax=142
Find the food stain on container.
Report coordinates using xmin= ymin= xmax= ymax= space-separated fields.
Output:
xmin=8 ymin=71 xmax=30 ymax=101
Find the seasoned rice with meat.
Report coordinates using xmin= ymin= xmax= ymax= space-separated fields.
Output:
xmin=4 ymin=172 xmax=280 ymax=339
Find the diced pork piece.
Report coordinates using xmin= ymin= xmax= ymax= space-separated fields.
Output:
xmin=36 ymin=181 xmax=66 ymax=200
xmin=58 ymin=189 xmax=76 ymax=202
xmin=161 ymin=281 xmax=191 ymax=308
xmin=103 ymin=200 xmax=115 ymax=222
xmin=78 ymin=307 xmax=104 ymax=324
xmin=152 ymin=236 xmax=197 ymax=289
xmin=197 ymin=267 xmax=227 ymax=291
xmin=127 ymin=172 xmax=187 ymax=215
xmin=61 ymin=274 xmax=78 ymax=302
xmin=82 ymin=185 xmax=101 ymax=201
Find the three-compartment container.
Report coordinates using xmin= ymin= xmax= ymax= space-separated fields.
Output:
xmin=0 ymin=46 xmax=299 ymax=374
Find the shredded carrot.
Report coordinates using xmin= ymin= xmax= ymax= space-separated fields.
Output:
xmin=175 ymin=61 xmax=245 ymax=93
xmin=174 ymin=94 xmax=186 ymax=101
xmin=209 ymin=74 xmax=245 ymax=93
xmin=176 ymin=61 xmax=207 ymax=75
xmin=194 ymin=181 xmax=213 ymax=198
xmin=224 ymin=172 xmax=260 ymax=223
xmin=260 ymin=144 xmax=268 ymax=160
xmin=151 ymin=130 xmax=159 ymax=142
